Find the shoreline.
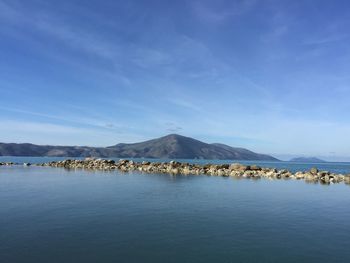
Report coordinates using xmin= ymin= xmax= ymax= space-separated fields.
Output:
xmin=3 ymin=158 xmax=348 ymax=185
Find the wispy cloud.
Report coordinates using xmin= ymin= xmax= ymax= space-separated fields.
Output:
xmin=303 ymin=18 xmax=349 ymax=46
xmin=0 ymin=106 xmax=130 ymax=133
xmin=192 ymin=0 xmax=256 ymax=24
xmin=167 ymin=98 xmax=202 ymax=112
xmin=165 ymin=122 xmax=183 ymax=133
xmin=0 ymin=0 xmax=131 ymax=85
xmin=0 ymin=120 xmax=83 ymax=134
xmin=303 ymin=33 xmax=348 ymax=45
xmin=0 ymin=1 xmax=119 ymax=59
xmin=131 ymin=48 xmax=172 ymax=68
xmin=261 ymin=25 xmax=289 ymax=43
xmin=1 ymin=0 xmax=350 ymax=157
xmin=0 ymin=119 xmax=148 ymax=146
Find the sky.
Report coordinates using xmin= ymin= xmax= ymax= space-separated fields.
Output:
xmin=0 ymin=0 xmax=350 ymax=161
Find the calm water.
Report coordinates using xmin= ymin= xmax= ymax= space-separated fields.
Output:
xmin=1 ymin=161 xmax=350 ymax=262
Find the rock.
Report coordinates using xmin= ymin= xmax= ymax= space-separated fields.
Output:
xmin=336 ymin=175 xmax=345 ymax=182
xmin=169 ymin=160 xmax=181 ymax=167
xmin=295 ymin=172 xmax=305 ymax=179
xmin=229 ymin=163 xmax=249 ymax=172
xmin=217 ymin=169 xmax=226 ymax=176
xmin=33 ymin=158 xmax=349 ymax=186
xmin=229 ymin=163 xmax=241 ymax=170
xmin=275 ymin=173 xmax=282 ymax=179
xmin=305 ymin=173 xmax=317 ymax=181
xmin=322 ymin=175 xmax=330 ymax=183
xmin=182 ymin=167 xmax=191 ymax=175
xmin=171 ymin=168 xmax=179 ymax=174
xmin=23 ymin=163 xmax=31 ymax=166
xmin=250 ymin=165 xmax=261 ymax=171
xmin=344 ymin=176 xmax=350 ymax=185
xmin=318 ymin=171 xmax=330 ymax=177
xmin=282 ymin=172 xmax=292 ymax=178
xmin=219 ymin=164 xmax=230 ymax=169
xmin=310 ymin=167 xmax=318 ymax=175
xmin=265 ymin=170 xmax=276 ymax=177
xmin=118 ymin=159 xmax=129 ymax=164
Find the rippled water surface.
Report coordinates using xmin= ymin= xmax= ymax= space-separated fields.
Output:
xmin=1 ymin=165 xmax=350 ymax=263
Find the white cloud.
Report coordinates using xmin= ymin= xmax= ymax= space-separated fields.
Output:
xmin=0 ymin=120 xmax=82 ymax=134
xmin=192 ymin=0 xmax=256 ymax=24
xmin=167 ymin=98 xmax=202 ymax=112
xmin=0 ymin=120 xmax=148 ymax=146
xmin=303 ymin=34 xmax=348 ymax=46
xmin=0 ymin=0 xmax=132 ymax=85
xmin=0 ymin=1 xmax=119 ymax=60
xmin=131 ymin=48 xmax=172 ymax=68
xmin=0 ymin=106 xmax=120 ymax=131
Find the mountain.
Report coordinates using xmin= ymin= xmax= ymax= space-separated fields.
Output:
xmin=0 ymin=143 xmax=112 ymax=157
xmin=0 ymin=134 xmax=279 ymax=161
xmin=289 ymin=157 xmax=326 ymax=163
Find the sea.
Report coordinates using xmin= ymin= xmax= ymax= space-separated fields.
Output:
xmin=1 ymin=157 xmax=350 ymax=263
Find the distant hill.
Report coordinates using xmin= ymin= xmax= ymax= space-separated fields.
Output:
xmin=289 ymin=157 xmax=326 ymax=163
xmin=0 ymin=134 xmax=279 ymax=161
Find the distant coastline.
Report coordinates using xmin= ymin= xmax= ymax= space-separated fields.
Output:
xmin=289 ymin=157 xmax=326 ymax=163
xmin=0 ymin=134 xmax=278 ymax=161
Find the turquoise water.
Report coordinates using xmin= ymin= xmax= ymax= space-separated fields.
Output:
xmin=1 ymin=156 xmax=350 ymax=174
xmin=1 ymin=163 xmax=350 ymax=262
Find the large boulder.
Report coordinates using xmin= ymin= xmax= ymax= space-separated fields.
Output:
xmin=344 ymin=176 xmax=350 ymax=185
xmin=295 ymin=172 xmax=305 ymax=179
xmin=310 ymin=167 xmax=319 ymax=175
xmin=229 ymin=163 xmax=249 ymax=172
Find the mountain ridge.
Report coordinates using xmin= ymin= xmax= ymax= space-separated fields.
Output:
xmin=0 ymin=134 xmax=279 ymax=161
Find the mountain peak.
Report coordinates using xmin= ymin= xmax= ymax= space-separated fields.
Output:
xmin=160 ymin=134 xmax=189 ymax=140
xmin=105 ymin=134 xmax=278 ymax=160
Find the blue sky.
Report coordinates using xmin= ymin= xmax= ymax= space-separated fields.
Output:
xmin=1 ymin=0 xmax=350 ymax=161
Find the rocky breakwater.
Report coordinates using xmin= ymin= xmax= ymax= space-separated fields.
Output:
xmin=38 ymin=158 xmax=350 ymax=185
xmin=0 ymin=162 xmax=14 ymax=166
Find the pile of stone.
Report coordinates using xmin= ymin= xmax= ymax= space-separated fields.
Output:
xmin=37 ymin=158 xmax=350 ymax=185
xmin=0 ymin=162 xmax=14 ymax=166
